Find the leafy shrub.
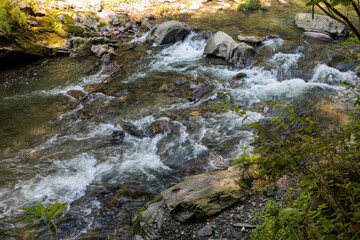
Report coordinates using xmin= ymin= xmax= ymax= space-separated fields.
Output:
xmin=22 ymin=202 xmax=68 ymax=240
xmin=0 ymin=0 xmax=27 ymax=35
xmin=247 ymin=98 xmax=360 ymax=239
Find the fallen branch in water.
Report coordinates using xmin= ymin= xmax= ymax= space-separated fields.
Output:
xmin=70 ymin=64 xmax=123 ymax=109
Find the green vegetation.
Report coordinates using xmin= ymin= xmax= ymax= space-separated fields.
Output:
xmin=241 ymin=94 xmax=360 ymax=239
xmin=236 ymin=0 xmax=261 ymax=10
xmin=0 ymin=0 xmax=27 ymax=36
xmin=21 ymin=202 xmax=68 ymax=240
xmin=100 ymin=0 xmax=139 ymax=9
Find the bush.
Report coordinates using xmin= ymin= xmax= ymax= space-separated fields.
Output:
xmin=0 ymin=0 xmax=27 ymax=35
xmin=247 ymin=98 xmax=360 ymax=239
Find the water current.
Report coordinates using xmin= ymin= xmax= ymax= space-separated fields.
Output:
xmin=0 ymin=11 xmax=359 ymax=239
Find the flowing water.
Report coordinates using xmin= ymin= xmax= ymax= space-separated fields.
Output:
xmin=0 ymin=6 xmax=359 ymax=240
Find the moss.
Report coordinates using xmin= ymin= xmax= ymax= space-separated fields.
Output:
xmin=68 ymin=25 xmax=85 ymax=37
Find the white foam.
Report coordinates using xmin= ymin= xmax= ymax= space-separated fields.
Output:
xmin=0 ymin=154 xmax=96 ymax=218
xmin=309 ymin=64 xmax=358 ymax=85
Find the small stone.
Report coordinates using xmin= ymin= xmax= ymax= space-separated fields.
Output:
xmin=232 ymin=72 xmax=247 ymax=80
xmin=136 ymin=32 xmax=142 ymax=38
xmin=198 ymin=225 xmax=213 ymax=237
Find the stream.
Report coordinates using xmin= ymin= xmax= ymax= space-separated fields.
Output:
xmin=0 ymin=5 xmax=359 ymax=239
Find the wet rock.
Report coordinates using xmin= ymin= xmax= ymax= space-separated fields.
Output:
xmin=188 ymin=84 xmax=212 ymax=102
xmin=110 ymin=130 xmax=125 ymax=143
xmin=205 ymin=31 xmax=255 ymax=66
xmin=141 ymin=21 xmax=153 ymax=30
xmin=101 ymin=53 xmax=111 ymax=65
xmin=198 ymin=225 xmax=212 ymax=237
xmin=91 ymin=44 xmax=114 ymax=57
xmin=67 ymin=90 xmax=85 ymax=101
xmin=150 ymin=120 xmax=169 ymax=135
xmin=230 ymin=42 xmax=256 ymax=68
xmin=121 ymin=122 xmax=146 ymax=138
xmin=175 ymin=78 xmax=188 ymax=85
xmin=302 ymin=32 xmax=333 ymax=42
xmin=148 ymin=20 xmax=189 ymax=45
xmin=237 ymin=35 xmax=263 ymax=45
xmin=132 ymin=200 xmax=166 ymax=238
xmin=69 ymin=37 xmax=92 ymax=57
xmin=295 ymin=13 xmax=347 ymax=37
xmin=232 ymin=72 xmax=247 ymax=80
xmin=204 ymin=31 xmax=237 ymax=60
xmin=161 ymin=165 xmax=250 ymax=222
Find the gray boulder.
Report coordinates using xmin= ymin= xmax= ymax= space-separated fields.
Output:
xmin=148 ymin=20 xmax=189 ymax=45
xmin=295 ymin=13 xmax=347 ymax=37
xmin=204 ymin=31 xmax=237 ymax=60
xmin=161 ymin=165 xmax=250 ymax=222
xmin=69 ymin=37 xmax=92 ymax=57
xmin=205 ymin=31 xmax=256 ymax=67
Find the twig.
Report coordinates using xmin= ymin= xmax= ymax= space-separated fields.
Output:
xmin=70 ymin=64 xmax=123 ymax=109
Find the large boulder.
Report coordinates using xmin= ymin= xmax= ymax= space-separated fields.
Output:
xmin=148 ymin=20 xmax=189 ymax=45
xmin=204 ymin=31 xmax=237 ymax=60
xmin=204 ymin=31 xmax=256 ymax=67
xmin=294 ymin=13 xmax=347 ymax=37
xmin=69 ymin=37 xmax=92 ymax=57
xmin=161 ymin=165 xmax=250 ymax=222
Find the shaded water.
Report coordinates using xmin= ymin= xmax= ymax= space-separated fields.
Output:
xmin=0 ymin=5 xmax=359 ymax=240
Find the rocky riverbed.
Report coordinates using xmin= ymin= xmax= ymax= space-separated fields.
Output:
xmin=1 ymin=0 xmax=359 ymax=239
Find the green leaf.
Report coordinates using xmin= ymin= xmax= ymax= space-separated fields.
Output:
xmin=260 ymin=129 xmax=266 ymax=140
xmin=23 ymin=215 xmax=38 ymax=223
xmin=341 ymin=41 xmax=353 ymax=47
xmin=306 ymin=0 xmax=324 ymax=6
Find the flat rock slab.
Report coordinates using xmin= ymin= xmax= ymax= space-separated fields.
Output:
xmin=161 ymin=165 xmax=250 ymax=222
xmin=302 ymin=31 xmax=333 ymax=42
xmin=295 ymin=13 xmax=347 ymax=37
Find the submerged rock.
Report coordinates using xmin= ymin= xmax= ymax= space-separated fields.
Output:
xmin=148 ymin=20 xmax=189 ymax=45
xmin=188 ymin=84 xmax=212 ymax=102
xmin=161 ymin=165 xmax=250 ymax=222
xmin=294 ymin=13 xmax=347 ymax=37
xmin=66 ymin=90 xmax=85 ymax=101
xmin=110 ymin=130 xmax=125 ymax=144
xmin=150 ymin=120 xmax=169 ymax=135
xmin=121 ymin=122 xmax=146 ymax=138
